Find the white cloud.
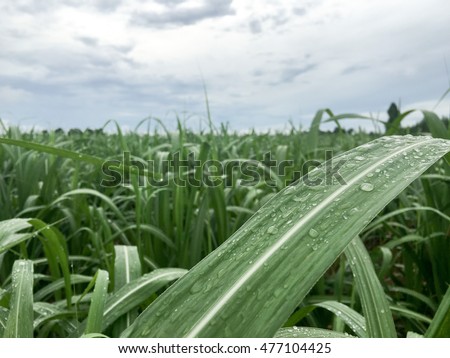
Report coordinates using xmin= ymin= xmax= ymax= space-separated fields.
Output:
xmin=0 ymin=85 xmax=30 ymax=103
xmin=0 ymin=0 xmax=449 ymax=130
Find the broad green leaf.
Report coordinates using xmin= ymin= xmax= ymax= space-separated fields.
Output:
xmin=33 ymin=302 xmax=78 ymax=334
xmin=425 ymin=285 xmax=450 ymax=337
xmin=84 ymin=269 xmax=109 ymax=335
xmin=114 ymin=246 xmax=141 ymax=291
xmin=103 ymin=268 xmax=186 ymax=331
xmin=112 ymin=245 xmax=141 ymax=335
xmin=34 ymin=274 xmax=92 ymax=302
xmin=345 ymin=237 xmax=396 ymax=337
xmin=30 ymin=219 xmax=73 ymax=308
xmin=275 ymin=326 xmax=355 ymax=338
xmin=73 ymin=268 xmax=186 ymax=336
xmin=314 ymin=301 xmax=367 ymax=338
xmin=123 ymin=136 xmax=450 ymax=338
xmin=4 ymin=260 xmax=34 ymax=338
xmin=0 ymin=218 xmax=33 ymax=254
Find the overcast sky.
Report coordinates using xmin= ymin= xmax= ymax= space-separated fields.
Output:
xmin=1 ymin=0 xmax=450 ymax=131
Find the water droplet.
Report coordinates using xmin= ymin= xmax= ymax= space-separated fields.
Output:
xmin=267 ymin=226 xmax=278 ymax=234
xmin=189 ymin=281 xmax=202 ymax=294
xmin=273 ymin=288 xmax=283 ymax=297
xmin=360 ymin=183 xmax=374 ymax=192
xmin=308 ymin=228 xmax=319 ymax=238
xmin=293 ymin=194 xmax=308 ymax=202
xmin=283 ymin=186 xmax=296 ymax=195
xmin=355 ymin=156 xmax=365 ymax=161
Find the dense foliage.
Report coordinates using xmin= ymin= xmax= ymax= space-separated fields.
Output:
xmin=0 ymin=110 xmax=449 ymax=338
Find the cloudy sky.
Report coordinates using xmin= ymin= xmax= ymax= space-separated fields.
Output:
xmin=1 ymin=0 xmax=450 ymax=131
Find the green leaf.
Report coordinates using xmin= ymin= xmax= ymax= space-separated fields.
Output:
xmin=112 ymin=245 xmax=141 ymax=335
xmin=33 ymin=302 xmax=78 ymax=335
xmin=345 ymin=237 xmax=396 ymax=337
xmin=425 ymin=285 xmax=450 ymax=337
xmin=103 ymin=268 xmax=186 ymax=331
xmin=34 ymin=274 xmax=92 ymax=302
xmin=72 ymin=269 xmax=186 ymax=337
xmin=84 ymin=270 xmax=109 ymax=335
xmin=29 ymin=219 xmax=73 ymax=308
xmin=123 ymin=136 xmax=450 ymax=337
xmin=390 ymin=305 xmax=432 ymax=324
xmin=0 ymin=138 xmax=105 ymax=166
xmin=0 ymin=307 xmax=8 ymax=337
xmin=0 ymin=218 xmax=33 ymax=254
xmin=4 ymin=260 xmax=34 ymax=338
xmin=314 ymin=301 xmax=367 ymax=338
xmin=114 ymin=246 xmax=141 ymax=291
xmin=0 ymin=137 xmax=154 ymax=180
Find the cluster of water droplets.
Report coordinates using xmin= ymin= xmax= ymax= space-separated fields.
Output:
xmin=278 ymin=326 xmax=355 ymax=338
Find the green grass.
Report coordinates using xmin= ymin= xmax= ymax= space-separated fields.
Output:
xmin=0 ymin=109 xmax=449 ymax=338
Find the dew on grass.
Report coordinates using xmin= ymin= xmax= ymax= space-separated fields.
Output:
xmin=360 ymin=183 xmax=374 ymax=192
xmin=308 ymin=228 xmax=319 ymax=238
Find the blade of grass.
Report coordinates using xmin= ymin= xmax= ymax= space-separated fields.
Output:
xmin=0 ymin=137 xmax=155 ymax=181
xmin=33 ymin=302 xmax=78 ymax=335
xmin=0 ymin=218 xmax=33 ymax=254
xmin=114 ymin=246 xmax=141 ymax=291
xmin=112 ymin=246 xmax=141 ymax=335
xmin=73 ymin=268 xmax=186 ymax=336
xmin=314 ymin=301 xmax=367 ymax=338
xmin=0 ymin=307 xmax=8 ymax=337
xmin=103 ymin=268 xmax=186 ymax=332
xmin=84 ymin=269 xmax=109 ymax=335
xmin=425 ymin=285 xmax=450 ymax=337
xmin=4 ymin=260 xmax=34 ymax=338
xmin=34 ymin=274 xmax=92 ymax=302
xmin=30 ymin=219 xmax=72 ymax=308
xmin=345 ymin=237 xmax=396 ymax=337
